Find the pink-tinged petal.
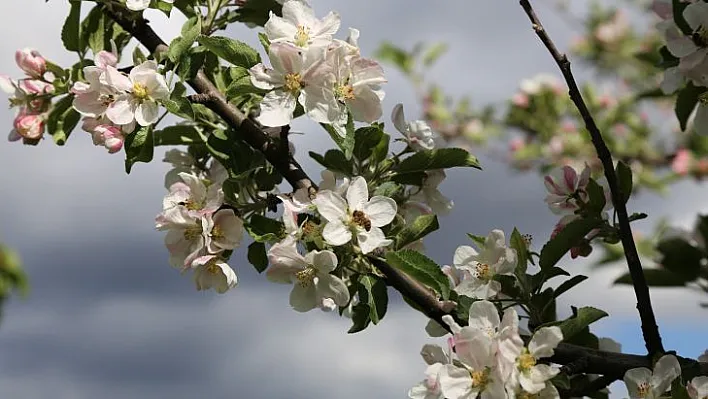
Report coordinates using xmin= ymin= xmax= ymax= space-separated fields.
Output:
xmin=312 ymin=190 xmax=347 ymax=221
xmin=106 ymin=96 xmax=136 ymax=125
xmin=289 ymin=283 xmax=318 ymax=312
xmin=282 ymin=0 xmax=315 ymax=26
xmin=363 ymin=196 xmax=397 ymax=227
xmin=250 ymin=64 xmax=282 ymax=90
xmin=95 ymin=50 xmax=118 ymax=69
xmin=351 ymin=58 xmax=387 ymax=87
xmin=269 ymin=42 xmax=304 ymax=74
xmin=313 ymin=11 xmax=341 ymax=37
xmin=391 ymin=103 xmax=407 ymax=134
xmin=256 ymin=90 xmax=297 ymax=127
xmin=357 ymin=226 xmax=392 ymax=254
xmin=315 ymin=274 xmax=350 ymax=307
xmin=304 ymin=249 xmax=338 ymax=273
xmin=562 ymin=165 xmax=578 ymax=193
xmin=322 ymin=220 xmax=352 ymax=246
xmin=348 ymin=86 xmax=383 ymax=123
xmin=346 ymin=176 xmax=369 ymax=211
xmin=73 ymin=92 xmax=106 ymax=117
xmin=103 ymin=66 xmax=133 ymax=92
xmin=210 ymin=209 xmax=244 ymax=251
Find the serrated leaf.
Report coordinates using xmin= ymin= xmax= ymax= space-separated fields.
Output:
xmin=396 ymin=148 xmax=481 ymax=174
xmin=82 ymin=5 xmax=105 ymax=55
xmin=556 ymin=306 xmax=608 ymax=340
xmin=163 ymin=97 xmax=194 ymax=120
xmin=675 ymin=83 xmax=706 ymax=131
xmin=124 ymin=126 xmax=155 ymax=173
xmin=197 ymin=35 xmax=260 ymax=68
xmin=347 ymin=303 xmax=371 ymax=333
xmin=246 ymin=214 xmax=284 ymax=243
xmin=258 ymin=32 xmax=270 ymax=53
xmin=396 ymin=214 xmax=439 ymax=250
xmin=385 ymin=250 xmax=450 ymax=300
xmin=539 ymin=217 xmax=603 ymax=269
xmin=616 ymin=161 xmax=633 ymax=205
xmin=247 ymin=241 xmax=268 ymax=273
xmin=614 ymin=269 xmax=689 ymax=286
xmin=169 ymin=17 xmax=201 ymax=62
xmin=62 ymin=1 xmax=82 ymax=52
xmin=359 ymin=275 xmax=388 ymax=325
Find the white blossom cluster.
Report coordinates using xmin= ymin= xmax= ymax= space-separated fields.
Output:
xmin=154 ymin=150 xmax=243 ymax=294
xmin=250 ymin=0 xmax=386 ymax=130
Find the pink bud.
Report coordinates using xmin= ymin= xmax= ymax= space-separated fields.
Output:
xmin=671 ymin=149 xmax=693 ymax=176
xmin=15 ymin=48 xmax=47 ymax=78
xmin=18 ymin=79 xmax=54 ymax=95
xmin=511 ymin=93 xmax=529 ymax=108
xmin=95 ymin=50 xmax=118 ymax=69
xmin=509 ymin=137 xmax=525 ymax=152
xmin=13 ymin=111 xmax=44 ymax=140
xmin=92 ymin=124 xmax=124 ymax=154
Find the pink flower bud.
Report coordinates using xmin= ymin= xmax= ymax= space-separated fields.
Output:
xmin=18 ymin=79 xmax=54 ymax=95
xmin=511 ymin=93 xmax=529 ymax=108
xmin=13 ymin=111 xmax=44 ymax=140
xmin=671 ymin=149 xmax=693 ymax=176
xmin=15 ymin=48 xmax=47 ymax=78
xmin=509 ymin=137 xmax=525 ymax=152
xmin=91 ymin=124 xmax=124 ymax=154
xmin=95 ymin=50 xmax=118 ymax=69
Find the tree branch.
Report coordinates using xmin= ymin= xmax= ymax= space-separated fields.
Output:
xmin=103 ymin=3 xmax=708 ymax=383
xmin=518 ymin=0 xmax=665 ymax=356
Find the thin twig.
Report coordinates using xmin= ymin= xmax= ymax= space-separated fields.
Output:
xmin=518 ymin=0 xmax=665 ymax=356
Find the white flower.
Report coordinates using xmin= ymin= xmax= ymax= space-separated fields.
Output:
xmin=661 ymin=2 xmax=708 ymax=80
xmin=265 ymin=0 xmax=340 ymax=48
xmin=250 ymin=42 xmax=328 ymax=126
xmin=191 ymin=255 xmax=237 ymax=294
xmin=688 ymin=376 xmax=708 ymax=399
xmin=543 ymin=163 xmax=591 ymax=215
xmin=306 ymin=46 xmax=386 ymax=126
xmin=410 ymin=170 xmax=453 ymax=215
xmin=206 ymin=209 xmax=244 ymax=253
xmin=507 ymin=327 xmax=563 ymax=395
xmin=277 ymin=187 xmax=312 ymax=236
xmin=409 ymin=344 xmax=450 ymax=399
xmin=624 ymin=354 xmax=681 ymax=399
xmin=319 ymin=169 xmax=350 ymax=194
xmin=163 ymin=172 xmax=223 ymax=216
xmin=72 ymin=65 xmax=122 ymax=118
xmin=392 ymin=103 xmax=436 ymax=151
xmin=266 ymin=237 xmax=350 ymax=312
xmin=126 ymin=0 xmax=173 ymax=11
xmin=158 ymin=211 xmax=210 ymax=268
xmin=312 ymin=176 xmax=397 ymax=254
xmin=453 ymin=230 xmax=517 ymax=299
xmin=104 ymin=61 xmax=169 ymax=126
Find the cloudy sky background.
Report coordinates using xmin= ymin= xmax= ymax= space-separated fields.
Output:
xmin=0 ymin=1 xmax=706 ymax=398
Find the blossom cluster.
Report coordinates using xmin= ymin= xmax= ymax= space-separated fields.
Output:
xmin=154 ymin=150 xmax=243 ymax=293
xmin=410 ymin=300 xmax=563 ymax=399
xmin=1 ymin=49 xmax=54 ymax=142
xmin=249 ymin=0 xmax=386 ymax=130
xmin=71 ymin=54 xmax=169 ymax=154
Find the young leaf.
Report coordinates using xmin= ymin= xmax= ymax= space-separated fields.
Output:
xmin=585 ymin=179 xmax=606 ymax=214
xmin=62 ymin=1 xmax=82 ymax=52
xmin=616 ymin=161 xmax=633 ymax=205
xmin=197 ymin=36 xmax=261 ymax=68
xmin=169 ymin=17 xmax=201 ymax=63
xmin=358 ymin=275 xmax=388 ymax=325
xmin=552 ymin=275 xmax=588 ymax=300
xmin=396 ymin=148 xmax=481 ymax=174
xmin=539 ymin=217 xmax=603 ymax=269
xmin=247 ymin=241 xmax=269 ymax=273
xmin=395 ymin=214 xmax=439 ymax=250
xmin=124 ymin=126 xmax=155 ymax=174
xmin=154 ymin=125 xmax=202 ymax=146
xmin=385 ymin=250 xmax=451 ymax=300
xmin=510 ymin=228 xmax=529 ymax=275
xmin=246 ymin=214 xmax=284 ymax=242
xmin=347 ymin=303 xmax=371 ymax=334
xmin=555 ymin=306 xmax=608 ymax=340
xmin=353 ymin=125 xmax=385 ymax=161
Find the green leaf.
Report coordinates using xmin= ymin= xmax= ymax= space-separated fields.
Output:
xmin=169 ymin=17 xmax=201 ymax=63
xmin=390 ymin=172 xmax=425 ymax=186
xmin=62 ymin=1 xmax=82 ymax=52
xmin=531 ymin=267 xmax=570 ymax=292
xmin=395 ymin=214 xmax=439 ymax=250
xmin=375 ymin=42 xmax=414 ymax=75
xmin=258 ymin=32 xmax=270 ymax=54
xmin=616 ymin=161 xmax=633 ymax=205
xmin=154 ymin=125 xmax=201 ymax=146
xmin=358 ymin=275 xmax=388 ymax=325
xmin=124 ymin=126 xmax=155 ymax=174
xmin=163 ymin=97 xmax=195 ymax=120
xmin=555 ymin=306 xmax=608 ymax=340
xmin=247 ymin=241 xmax=269 ymax=273
xmin=197 ymin=36 xmax=260 ymax=68
xmin=81 ymin=5 xmax=105 ymax=55
xmin=675 ymin=83 xmax=706 ymax=131
xmin=385 ymin=250 xmax=450 ymax=300
xmin=373 ymin=181 xmax=404 ymax=198
xmin=467 ymin=233 xmax=487 ymax=246
xmin=347 ymin=303 xmax=371 ymax=333
xmin=614 ymin=269 xmax=688 ymax=286
xmin=133 ymin=47 xmax=147 ymax=65
xmin=585 ymin=179 xmax=606 ymax=214
xmin=353 ymin=125 xmax=385 ymax=161
xmin=231 ymin=0 xmax=282 ymax=27
xmin=246 ymin=214 xmax=284 ymax=243
xmin=539 ymin=217 xmax=603 ymax=269
xmin=657 ymin=237 xmax=703 ymax=281
xmin=510 ymin=228 xmax=529 ymax=275
xmin=552 ymin=275 xmax=588 ymax=300
xmin=422 ymin=43 xmax=448 ymax=67
xmin=45 ymin=95 xmax=79 ymax=145
xmin=308 ymin=149 xmax=353 ymax=175
xmin=396 ymin=148 xmax=481 ymax=174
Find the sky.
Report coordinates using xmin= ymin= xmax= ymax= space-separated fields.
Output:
xmin=0 ymin=1 xmax=706 ymax=398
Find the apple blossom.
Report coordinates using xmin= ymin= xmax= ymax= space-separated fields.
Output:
xmin=688 ymin=376 xmax=708 ymax=399
xmin=191 ymin=255 xmax=237 ymax=294
xmin=408 ymin=344 xmax=450 ymax=399
xmin=266 ymin=237 xmax=350 ymax=312
xmin=409 ymin=170 xmax=453 ymax=215
xmin=392 ymin=103 xmax=436 ymax=151
xmin=312 ymin=176 xmax=397 ymax=254
xmin=249 ymin=42 xmax=328 ymax=126
xmin=543 ymin=163 xmax=591 ymax=215
xmin=89 ymin=124 xmax=125 ymax=154
xmin=158 ymin=211 xmax=211 ymax=268
xmin=103 ymin=61 xmax=169 ymax=126
xmin=15 ymin=48 xmax=46 ymax=78
xmin=206 ymin=209 xmax=244 ymax=253
xmin=319 ymin=169 xmax=350 ymax=194
xmin=264 ymin=0 xmax=340 ymax=48
xmin=507 ymin=327 xmax=563 ymax=395
xmin=12 ymin=111 xmax=44 ymax=140
xmin=452 ymin=229 xmax=517 ymax=299
xmin=623 ymin=354 xmax=681 ymax=399
xmin=163 ymin=172 xmax=224 ymax=217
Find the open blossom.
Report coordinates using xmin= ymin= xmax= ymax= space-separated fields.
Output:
xmin=158 ymin=212 xmax=211 ymax=268
xmin=543 ymin=163 xmax=591 ymax=215
xmin=15 ymin=48 xmax=46 ymax=78
xmin=312 ymin=176 xmax=397 ymax=254
xmin=392 ymin=103 xmax=436 ymax=151
xmin=191 ymin=255 xmax=237 ymax=294
xmin=265 ymin=0 xmax=340 ymax=48
xmin=506 ymin=327 xmax=563 ymax=394
xmin=103 ymin=61 xmax=168 ymax=126
xmin=126 ymin=0 xmax=174 ymax=11
xmin=206 ymin=209 xmax=244 ymax=254
xmin=410 ymin=170 xmax=453 ymax=215
xmin=662 ymin=2 xmax=708 ymax=78
xmin=624 ymin=355 xmax=681 ymax=399
xmin=250 ymin=42 xmax=327 ymax=127
xmin=452 ymin=230 xmax=517 ymax=299
xmin=688 ymin=376 xmax=708 ymax=399
xmin=408 ymin=344 xmax=450 ymax=399
xmin=162 ymin=172 xmax=224 ymax=217
xmin=266 ymin=237 xmax=349 ymax=312
xmin=89 ymin=124 xmax=125 ymax=154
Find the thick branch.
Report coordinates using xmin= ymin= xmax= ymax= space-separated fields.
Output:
xmin=103 ymin=3 xmax=708 ymax=383
xmin=518 ymin=0 xmax=664 ymax=356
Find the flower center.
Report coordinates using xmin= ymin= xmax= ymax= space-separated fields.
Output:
xmin=693 ymin=26 xmax=708 ymax=47
xmin=284 ymin=73 xmax=303 ymax=95
xmin=334 ymin=83 xmax=355 ymax=103
xmin=181 ymin=198 xmax=203 ymax=211
xmin=474 ymin=262 xmax=493 ymax=280
xmin=637 ymin=382 xmax=650 ymax=398
xmin=470 ymin=368 xmax=489 ymax=389
xmin=294 ymin=24 xmax=310 ymax=47
xmin=211 ymin=225 xmax=224 ymax=240
xmin=183 ymin=225 xmax=202 ymax=241
xmin=295 ymin=266 xmax=317 ymax=287
xmin=205 ymin=261 xmax=221 ymax=274
xmin=351 ymin=210 xmax=372 ymax=231
xmin=517 ymin=391 xmax=538 ymax=399
xmin=100 ymin=93 xmax=115 ymax=106
xmin=132 ymin=82 xmax=149 ymax=100
xmin=518 ymin=351 xmax=536 ymax=372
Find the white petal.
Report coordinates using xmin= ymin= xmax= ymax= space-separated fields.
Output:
xmin=346 ymin=176 xmax=369 ymax=211
xmin=467 ymin=300 xmax=500 ymax=335
xmin=357 ymin=227 xmax=392 ymax=254
xmin=105 ymin=96 xmax=135 ymax=125
xmin=363 ymin=196 xmax=397 ymax=227
xmin=529 ymin=326 xmax=563 ymax=358
xmin=256 ymin=90 xmax=297 ymax=127
xmin=289 ymin=282 xmax=318 ymax=312
xmin=651 ymin=354 xmax=681 ymax=395
xmin=305 ymin=249 xmax=338 ymax=273
xmin=454 ymin=245 xmax=479 ymax=268
xmin=391 ymin=103 xmax=407 ymax=134
xmin=103 ymin=66 xmax=133 ymax=92
xmin=322 ymin=220 xmax=352 ymax=246
xmin=135 ymin=101 xmax=159 ymax=126
xmin=624 ymin=368 xmax=653 ymax=399
xmin=315 ymin=274 xmax=350 ymax=307
xmin=439 ymin=364 xmax=475 ymax=399
xmin=312 ymin=190 xmax=347 ymax=221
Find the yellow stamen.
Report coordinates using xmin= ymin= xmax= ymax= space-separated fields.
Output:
xmin=475 ymin=262 xmax=492 ymax=280
xmin=295 ymin=266 xmax=317 ymax=287
xmin=334 ymin=84 xmax=355 ymax=103
xmin=294 ymin=25 xmax=310 ymax=47
xmin=284 ymin=73 xmax=303 ymax=94
xmin=183 ymin=226 xmax=202 ymax=241
xmin=132 ymin=82 xmax=149 ymax=100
